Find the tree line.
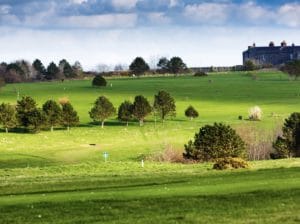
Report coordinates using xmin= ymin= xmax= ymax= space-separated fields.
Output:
xmin=0 ymin=59 xmax=83 ymax=84
xmin=0 ymin=56 xmax=188 ymax=86
xmin=0 ymin=97 xmax=79 ymax=133
xmin=0 ymin=91 xmax=199 ymax=133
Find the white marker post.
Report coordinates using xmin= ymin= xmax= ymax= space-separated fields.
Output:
xmin=141 ymin=159 xmax=144 ymax=168
xmin=103 ymin=152 xmax=109 ymax=162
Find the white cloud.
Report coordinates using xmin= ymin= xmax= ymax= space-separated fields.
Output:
xmin=69 ymin=0 xmax=88 ymax=4
xmin=0 ymin=5 xmax=11 ymax=14
xmin=238 ymin=2 xmax=274 ymax=23
xmin=277 ymin=3 xmax=300 ymax=27
xmin=58 ymin=13 xmax=138 ymax=28
xmin=111 ymin=0 xmax=138 ymax=10
xmin=183 ymin=3 xmax=231 ymax=24
xmin=147 ymin=12 xmax=171 ymax=25
xmin=169 ymin=0 xmax=179 ymax=8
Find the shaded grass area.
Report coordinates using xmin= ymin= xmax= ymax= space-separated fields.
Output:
xmin=0 ymin=161 xmax=299 ymax=223
xmin=1 ymin=189 xmax=299 ymax=224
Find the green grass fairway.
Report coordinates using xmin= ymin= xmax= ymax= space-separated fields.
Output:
xmin=0 ymin=71 xmax=300 ymax=223
xmin=0 ymin=71 xmax=300 ymax=166
xmin=1 ymin=160 xmax=300 ymax=223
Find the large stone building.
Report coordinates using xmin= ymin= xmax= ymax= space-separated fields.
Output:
xmin=243 ymin=41 xmax=300 ymax=66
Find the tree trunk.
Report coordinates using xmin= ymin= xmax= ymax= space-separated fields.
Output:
xmin=51 ymin=126 xmax=54 ymax=132
xmin=101 ymin=121 xmax=104 ymax=128
xmin=67 ymin=126 xmax=70 ymax=131
xmin=190 ymin=117 xmax=193 ymax=121
xmin=5 ymin=127 xmax=8 ymax=133
xmin=139 ymin=119 xmax=143 ymax=126
xmin=126 ymin=121 xmax=128 ymax=127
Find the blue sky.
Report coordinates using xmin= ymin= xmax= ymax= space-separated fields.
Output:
xmin=1 ymin=0 xmax=300 ymax=70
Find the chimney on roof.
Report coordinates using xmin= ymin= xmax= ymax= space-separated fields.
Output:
xmin=292 ymin=43 xmax=295 ymax=47
xmin=281 ymin=40 xmax=287 ymax=47
xmin=253 ymin=43 xmax=256 ymax=47
xmin=269 ymin=41 xmax=275 ymax=47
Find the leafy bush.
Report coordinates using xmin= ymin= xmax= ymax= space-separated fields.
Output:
xmin=272 ymin=112 xmax=300 ymax=158
xmin=184 ymin=123 xmax=246 ymax=161
xmin=248 ymin=106 xmax=262 ymax=121
xmin=185 ymin=106 xmax=199 ymax=120
xmin=92 ymin=75 xmax=107 ymax=87
xmin=213 ymin=157 xmax=249 ymax=170
xmin=194 ymin=71 xmax=208 ymax=77
xmin=238 ymin=115 xmax=243 ymax=120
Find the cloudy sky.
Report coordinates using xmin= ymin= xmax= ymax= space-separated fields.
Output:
xmin=1 ymin=0 xmax=300 ymax=70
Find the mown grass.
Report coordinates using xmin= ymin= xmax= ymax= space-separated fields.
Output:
xmin=0 ymin=160 xmax=300 ymax=223
xmin=0 ymin=71 xmax=299 ymax=166
xmin=0 ymin=71 xmax=300 ymax=223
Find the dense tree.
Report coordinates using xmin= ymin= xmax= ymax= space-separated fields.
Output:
xmin=184 ymin=123 xmax=246 ymax=161
xmin=27 ymin=108 xmax=47 ymax=133
xmin=5 ymin=63 xmax=24 ymax=82
xmin=33 ymin=59 xmax=46 ymax=80
xmin=59 ymin=59 xmax=76 ymax=78
xmin=157 ymin=57 xmax=169 ymax=73
xmin=132 ymin=95 xmax=152 ymax=126
xmin=61 ymin=102 xmax=79 ymax=131
xmin=129 ymin=57 xmax=150 ymax=76
xmin=72 ymin=61 xmax=83 ymax=77
xmin=281 ymin=60 xmax=300 ymax=80
xmin=89 ymin=96 xmax=116 ymax=128
xmin=46 ymin=62 xmax=60 ymax=80
xmin=0 ymin=103 xmax=17 ymax=133
xmin=92 ymin=75 xmax=107 ymax=87
xmin=118 ymin=101 xmax=133 ymax=126
xmin=185 ymin=106 xmax=199 ymax=120
xmin=244 ymin=60 xmax=256 ymax=71
xmin=167 ymin=57 xmax=187 ymax=74
xmin=153 ymin=90 xmax=176 ymax=122
xmin=42 ymin=100 xmax=62 ymax=131
xmin=16 ymin=96 xmax=38 ymax=128
xmin=273 ymin=112 xmax=300 ymax=158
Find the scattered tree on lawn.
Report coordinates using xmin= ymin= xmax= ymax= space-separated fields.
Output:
xmin=42 ymin=100 xmax=62 ymax=132
xmin=92 ymin=75 xmax=107 ymax=87
xmin=185 ymin=106 xmax=199 ymax=120
xmin=89 ymin=96 xmax=116 ymax=128
xmin=184 ymin=123 xmax=246 ymax=161
xmin=118 ymin=101 xmax=133 ymax=126
xmin=153 ymin=90 xmax=176 ymax=122
xmin=16 ymin=96 xmax=38 ymax=128
xmin=273 ymin=112 xmax=300 ymax=158
xmin=0 ymin=103 xmax=17 ymax=133
xmin=61 ymin=102 xmax=79 ymax=131
xmin=133 ymin=95 xmax=152 ymax=126
xmin=27 ymin=108 xmax=47 ymax=133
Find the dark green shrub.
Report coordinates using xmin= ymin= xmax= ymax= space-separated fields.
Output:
xmin=92 ymin=75 xmax=107 ymax=87
xmin=185 ymin=106 xmax=199 ymax=120
xmin=238 ymin=115 xmax=243 ymax=120
xmin=194 ymin=71 xmax=208 ymax=77
xmin=184 ymin=123 xmax=246 ymax=161
xmin=272 ymin=112 xmax=300 ymax=158
xmin=213 ymin=157 xmax=249 ymax=170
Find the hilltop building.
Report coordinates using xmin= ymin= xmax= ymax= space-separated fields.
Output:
xmin=243 ymin=41 xmax=300 ymax=66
